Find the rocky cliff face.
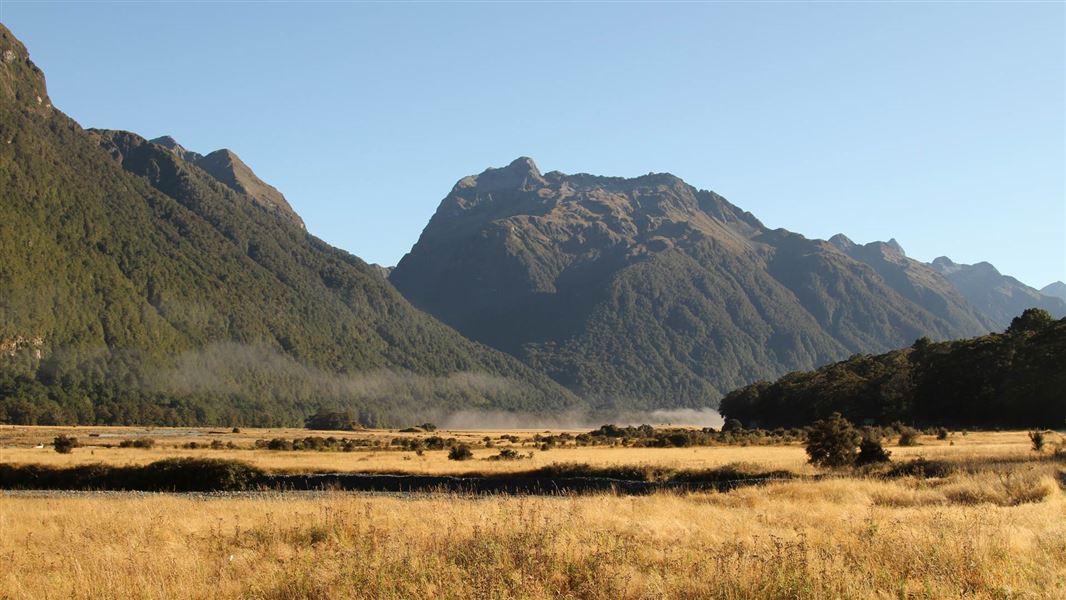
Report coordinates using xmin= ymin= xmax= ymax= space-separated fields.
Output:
xmin=392 ymin=158 xmax=992 ymax=409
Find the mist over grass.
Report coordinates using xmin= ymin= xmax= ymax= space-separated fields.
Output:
xmin=437 ymin=407 xmax=723 ymax=430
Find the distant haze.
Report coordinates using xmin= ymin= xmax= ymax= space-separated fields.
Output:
xmin=3 ymin=2 xmax=1063 ymax=287
xmin=438 ymin=408 xmax=724 ymax=431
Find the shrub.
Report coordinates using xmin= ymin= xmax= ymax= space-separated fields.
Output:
xmin=936 ymin=428 xmax=949 ymax=441
xmin=448 ymin=444 xmax=473 ymax=461
xmin=805 ymin=413 xmax=861 ymax=468
xmin=855 ymin=437 xmax=892 ymax=466
xmin=898 ymin=428 xmax=920 ymax=447
xmin=53 ymin=435 xmax=79 ymax=454
xmin=487 ymin=448 xmax=523 ymax=461
xmin=118 ymin=438 xmax=155 ymax=449
xmin=231 ymin=427 xmax=241 ymax=434
xmin=1029 ymin=430 xmax=1045 ymax=452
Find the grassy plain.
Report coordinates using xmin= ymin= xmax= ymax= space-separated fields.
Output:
xmin=0 ymin=425 xmax=1039 ymax=474
xmin=1 ymin=427 xmax=1064 ymax=599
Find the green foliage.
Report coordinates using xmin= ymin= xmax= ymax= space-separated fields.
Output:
xmin=721 ymin=315 xmax=1066 ymax=428
xmin=804 ymin=413 xmax=861 ymax=468
xmin=1008 ymin=308 xmax=1054 ymax=335
xmin=118 ymin=438 xmax=155 ymax=449
xmin=304 ymin=410 xmax=359 ymax=431
xmin=0 ymin=45 xmax=578 ymax=427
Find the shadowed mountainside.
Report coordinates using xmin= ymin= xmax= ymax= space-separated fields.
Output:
xmin=391 ymin=158 xmax=995 ymax=409
xmin=930 ymin=256 xmax=1066 ymax=330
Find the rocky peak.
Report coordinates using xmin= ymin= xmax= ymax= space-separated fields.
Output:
xmin=150 ymin=135 xmax=203 ymax=163
xmin=193 ymin=148 xmax=305 ymax=229
xmin=828 ymin=233 xmax=855 ymax=252
xmin=457 ymin=156 xmax=547 ymax=193
xmin=0 ymin=24 xmax=52 ymax=113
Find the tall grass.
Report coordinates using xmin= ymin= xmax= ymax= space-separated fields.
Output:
xmin=1 ymin=469 xmax=1062 ymax=599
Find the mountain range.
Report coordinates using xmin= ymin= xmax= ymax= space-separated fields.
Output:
xmin=391 ymin=158 xmax=1065 ymax=410
xmin=1 ymin=23 xmax=1061 ymax=425
xmin=0 ymin=24 xmax=574 ymax=426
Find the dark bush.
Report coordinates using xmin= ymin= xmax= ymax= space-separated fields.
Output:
xmin=805 ymin=413 xmax=861 ymax=468
xmin=53 ymin=435 xmax=79 ymax=454
xmin=887 ymin=458 xmax=955 ymax=479
xmin=487 ymin=448 xmax=523 ymax=461
xmin=855 ymin=437 xmax=892 ymax=466
xmin=897 ymin=428 xmax=920 ymax=447
xmin=0 ymin=458 xmax=264 ymax=491
xmin=936 ymin=428 xmax=949 ymax=440
xmin=1029 ymin=430 xmax=1045 ymax=452
xmin=448 ymin=444 xmax=473 ymax=461
xmin=118 ymin=438 xmax=156 ymax=449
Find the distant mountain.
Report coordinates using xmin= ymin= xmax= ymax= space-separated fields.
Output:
xmin=720 ymin=310 xmax=1066 ymax=428
xmin=1041 ymin=281 xmax=1066 ymax=303
xmin=0 ymin=24 xmax=576 ymax=426
xmin=929 ymin=257 xmax=1066 ymax=330
xmin=828 ymin=236 xmax=993 ymax=333
xmin=391 ymin=157 xmax=992 ymax=410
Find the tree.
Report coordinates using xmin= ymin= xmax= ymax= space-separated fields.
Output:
xmin=304 ymin=410 xmax=357 ymax=431
xmin=722 ymin=418 xmax=744 ymax=433
xmin=1008 ymin=308 xmax=1053 ymax=335
xmin=805 ymin=413 xmax=861 ymax=468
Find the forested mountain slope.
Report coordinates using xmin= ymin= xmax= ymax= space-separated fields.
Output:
xmin=0 ymin=24 xmax=576 ymax=426
xmin=391 ymin=158 xmax=994 ymax=409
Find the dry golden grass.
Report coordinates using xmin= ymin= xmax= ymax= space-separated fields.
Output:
xmin=1 ymin=469 xmax=1063 ymax=599
xmin=1 ymin=427 xmax=1064 ymax=597
xmin=0 ymin=426 xmax=1039 ymax=475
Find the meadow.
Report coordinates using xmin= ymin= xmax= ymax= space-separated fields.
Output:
xmin=1 ymin=426 xmax=1063 ymax=599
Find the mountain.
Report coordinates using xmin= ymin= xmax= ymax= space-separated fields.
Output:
xmin=827 ymin=236 xmax=992 ymax=332
xmin=149 ymin=136 xmax=304 ymax=229
xmin=391 ymin=158 xmax=992 ymax=410
xmin=1041 ymin=281 xmax=1066 ymax=303
xmin=929 ymin=257 xmax=1066 ymax=330
xmin=0 ymin=24 xmax=576 ymax=427
xmin=720 ymin=310 xmax=1066 ymax=428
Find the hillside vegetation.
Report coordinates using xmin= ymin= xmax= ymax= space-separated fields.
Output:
xmin=720 ymin=309 xmax=1066 ymax=428
xmin=392 ymin=158 xmax=994 ymax=409
xmin=0 ymin=25 xmax=576 ymax=427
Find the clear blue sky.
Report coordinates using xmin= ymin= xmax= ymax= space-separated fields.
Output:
xmin=2 ymin=1 xmax=1063 ymax=287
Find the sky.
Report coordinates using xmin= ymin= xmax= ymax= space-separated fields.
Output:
xmin=2 ymin=1 xmax=1064 ymax=288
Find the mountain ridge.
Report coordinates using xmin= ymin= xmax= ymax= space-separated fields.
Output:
xmin=391 ymin=157 xmax=996 ymax=409
xmin=0 ymin=24 xmax=577 ymax=426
